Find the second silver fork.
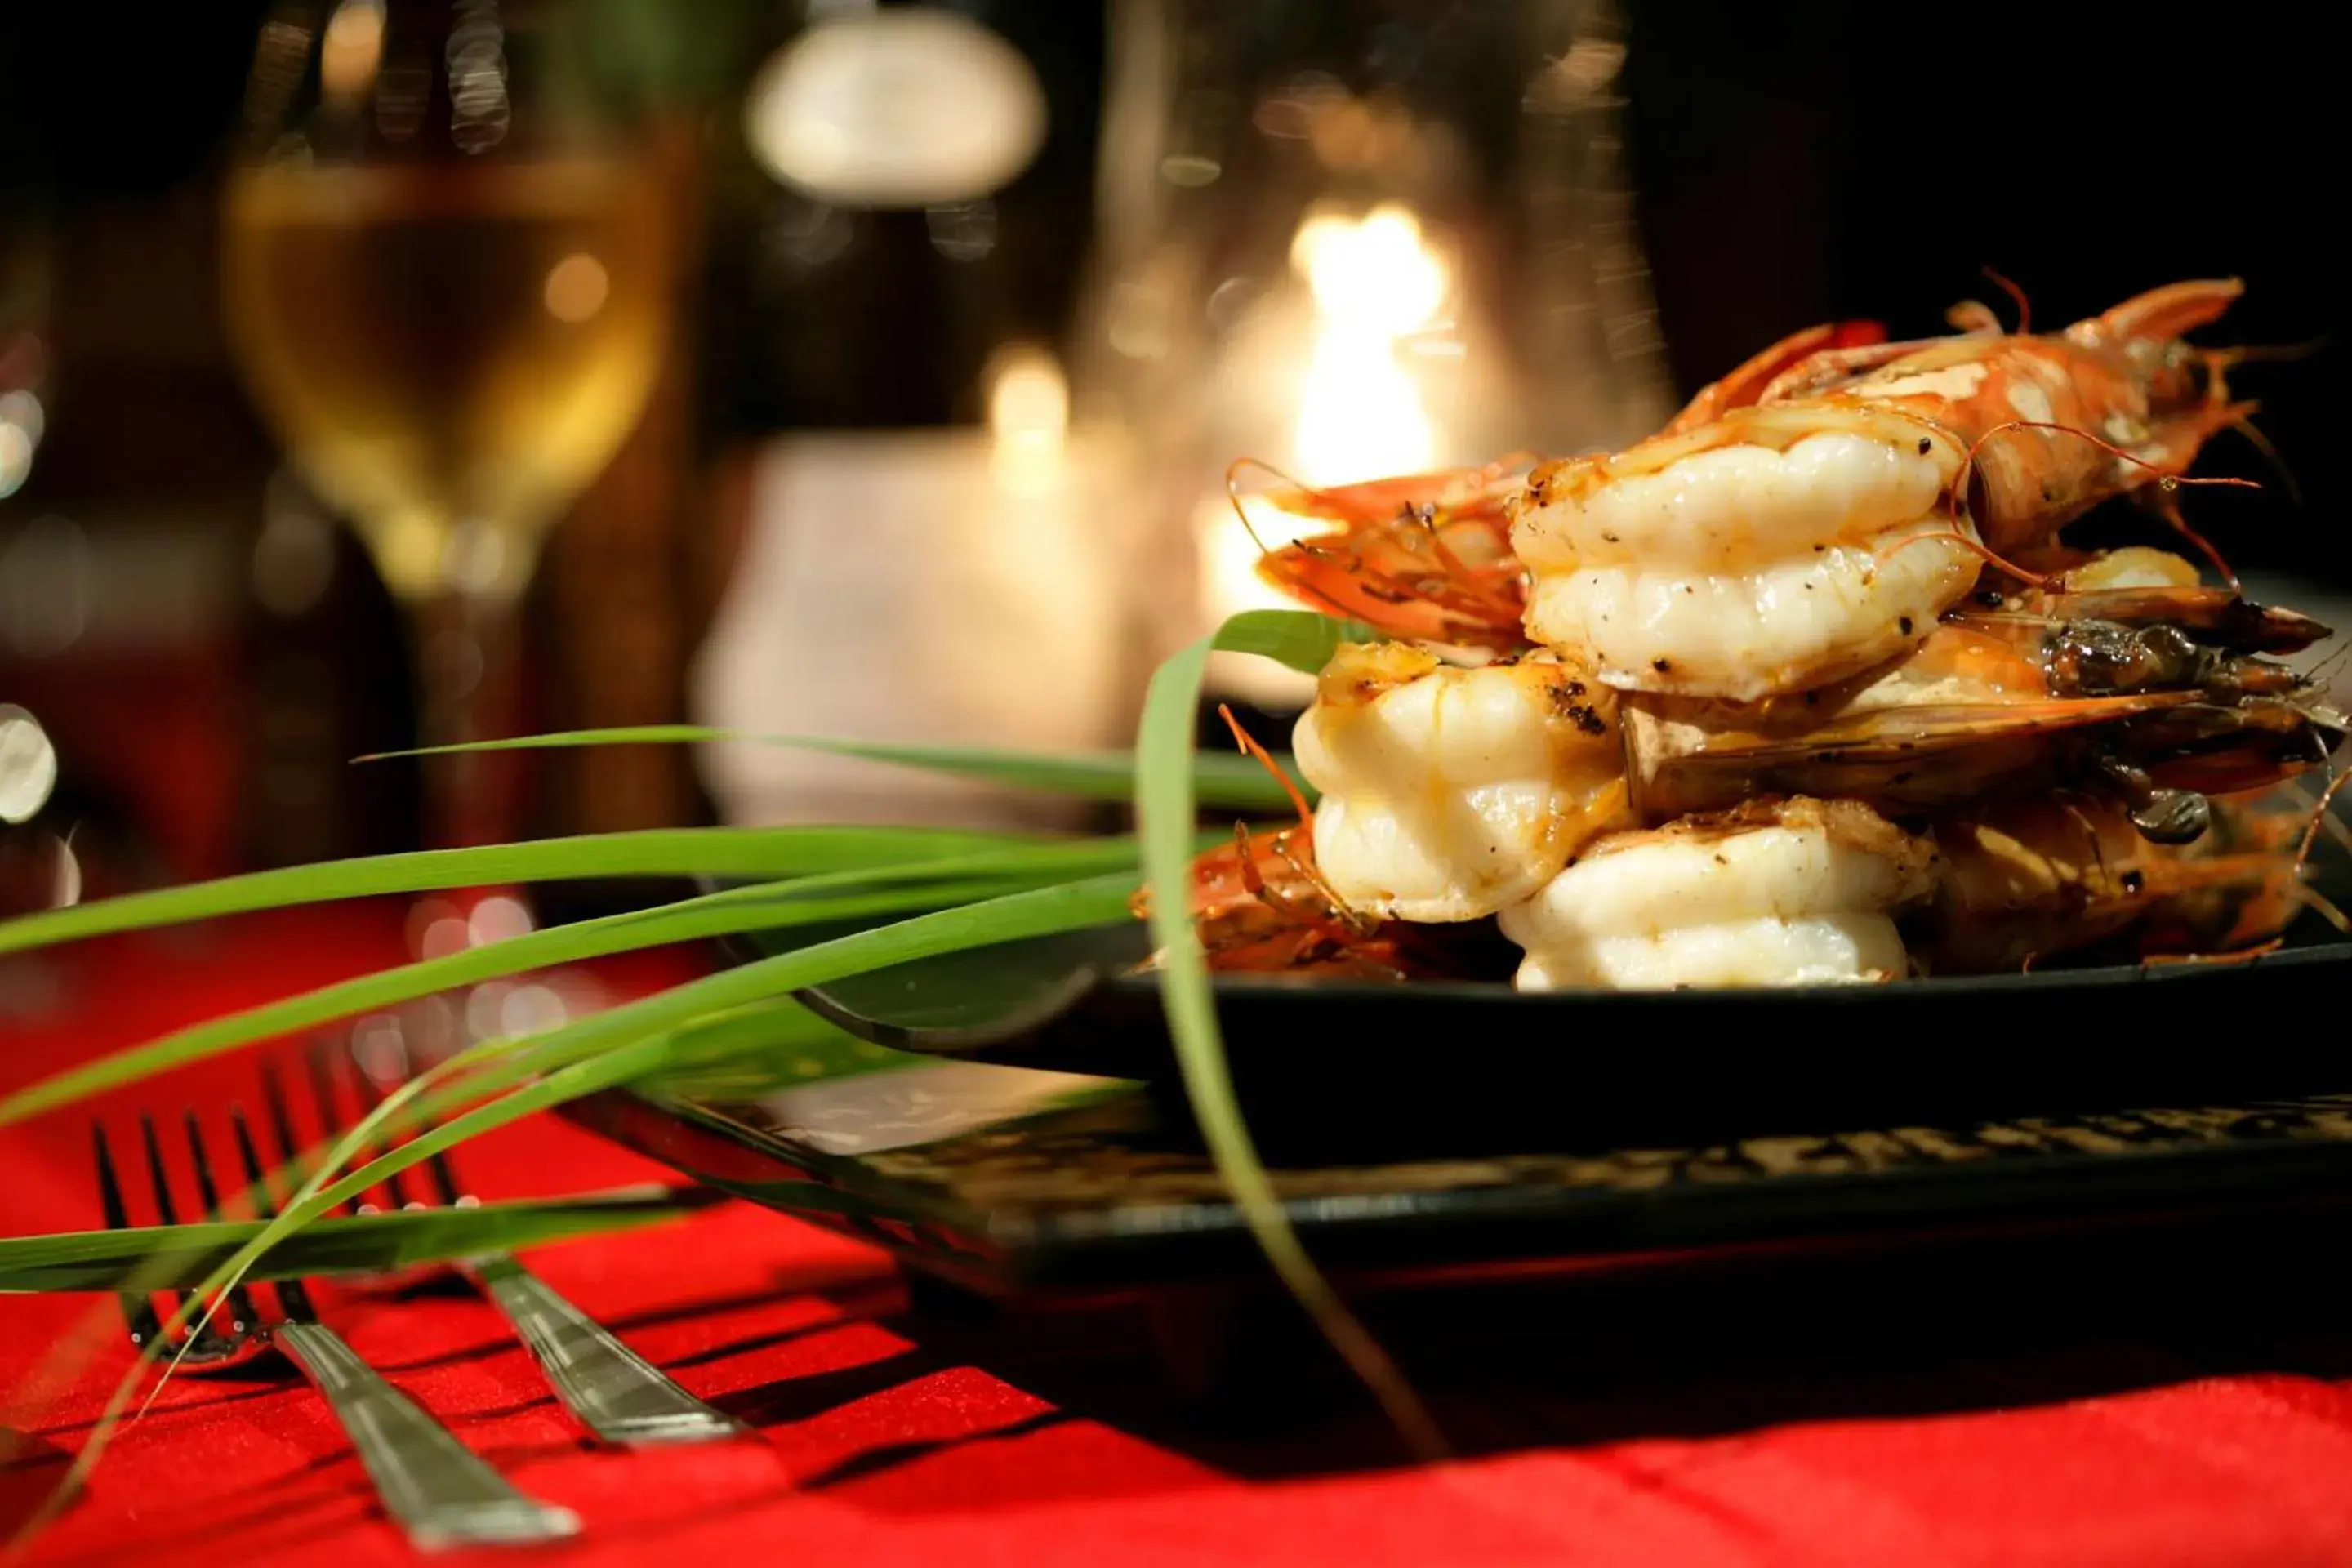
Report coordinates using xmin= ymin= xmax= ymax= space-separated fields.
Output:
xmin=303 ymin=1042 xmax=745 ymax=1447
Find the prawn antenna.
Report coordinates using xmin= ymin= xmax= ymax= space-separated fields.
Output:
xmin=1980 ymin=267 xmax=2033 ymax=335
xmin=1217 ymin=702 xmax=1315 ymax=830
xmin=2059 ymin=798 xmax=2113 ymax=887
xmin=2210 ymin=335 xmax=2331 ymax=367
xmin=1877 ymin=526 xmax=2057 ymax=590
xmin=1223 ymin=457 xmax=1376 ymax=625
xmin=2298 ymin=888 xmax=2352 ymax=935
xmin=1950 ymin=418 xmax=2261 ymax=585
xmin=2143 ymin=936 xmax=2287 ymax=969
xmin=1224 ymin=457 xmax=1301 ymax=559
xmin=2304 ymin=639 xmax=2352 ymax=688
xmin=2226 ymin=412 xmax=2302 ymax=507
xmin=2292 ymin=765 xmax=2352 ymax=899
xmin=2145 ymin=488 xmax=2242 ymax=593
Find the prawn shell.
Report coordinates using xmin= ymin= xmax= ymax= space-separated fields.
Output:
xmin=1771 ymin=286 xmax=2247 ymax=555
xmin=1622 ymin=692 xmax=2197 ymax=818
xmin=1248 ymin=466 xmax=1531 ymax=651
xmin=1918 ymin=794 xmax=2305 ymax=973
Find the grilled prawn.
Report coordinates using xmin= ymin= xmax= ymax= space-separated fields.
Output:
xmin=1740 ymin=279 xmax=2253 ymax=558
xmin=1918 ymin=791 xmax=2332 ymax=974
xmin=1497 ymin=795 xmax=1938 ymax=991
xmin=1509 ymin=282 xmax=2252 ymax=699
xmin=1510 ymin=408 xmax=1980 ymax=699
xmin=1245 ymin=283 xmax=2253 ymax=698
xmin=1135 ymin=707 xmax=1459 ymax=979
xmin=1292 ymin=641 xmax=1629 ymax=923
xmin=1621 ymin=551 xmax=2340 ymax=839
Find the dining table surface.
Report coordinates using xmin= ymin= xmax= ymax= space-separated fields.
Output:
xmin=7 ymin=898 xmax=2352 ymax=1567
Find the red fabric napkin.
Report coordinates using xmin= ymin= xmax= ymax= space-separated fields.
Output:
xmin=7 ymin=905 xmax=2352 ymax=1566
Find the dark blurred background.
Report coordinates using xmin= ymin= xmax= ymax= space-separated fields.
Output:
xmin=1624 ymin=3 xmax=2344 ymax=584
xmin=0 ymin=1 xmax=2340 ymax=904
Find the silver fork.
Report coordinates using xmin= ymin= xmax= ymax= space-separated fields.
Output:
xmin=314 ymin=1040 xmax=746 ymax=1447
xmin=91 ymin=1106 xmax=581 ymax=1551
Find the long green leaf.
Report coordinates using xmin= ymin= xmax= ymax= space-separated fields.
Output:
xmin=217 ymin=873 xmax=1147 ymax=1261
xmin=363 ymin=727 xmax=1312 ymax=812
xmin=621 ymin=997 xmax=915 ymax=1099
xmin=0 ymin=1188 xmax=709 ymax=1293
xmin=42 ymin=869 xmax=1143 ymax=1450
xmin=1136 ymin=612 xmax=1444 ymax=1458
xmin=1209 ymin=608 xmax=1380 ymax=672
xmin=0 ymin=837 xmax=1153 ymax=1125
xmin=0 ymin=825 xmax=1020 ymax=959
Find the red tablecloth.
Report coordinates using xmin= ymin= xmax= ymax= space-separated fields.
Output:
xmin=7 ymin=906 xmax=2352 ymax=1566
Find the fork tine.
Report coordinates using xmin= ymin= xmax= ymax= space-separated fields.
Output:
xmin=367 ymin=1022 xmax=468 ymax=1207
xmin=135 ymin=1113 xmax=236 ymax=1356
xmin=229 ymin=1103 xmax=276 ymax=1208
xmin=421 ymin=1141 xmax=468 ymax=1208
xmin=93 ymin=1121 xmax=134 ymax=1230
xmin=184 ymin=1111 xmax=262 ymax=1338
xmin=91 ymin=1122 xmax=167 ymax=1352
xmin=229 ymin=1103 xmax=316 ymax=1321
xmin=182 ymin=1109 xmax=228 ymax=1215
xmin=138 ymin=1112 xmax=181 ymax=1227
xmin=258 ymin=1058 xmax=307 ymax=1173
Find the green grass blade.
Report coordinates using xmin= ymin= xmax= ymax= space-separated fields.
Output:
xmin=193 ymin=872 xmax=1149 ymax=1253
xmin=0 ymin=837 xmax=1151 ymax=1126
xmin=1209 ymin=608 xmax=1379 ymax=672
xmin=0 ymin=1188 xmax=709 ymax=1293
xmin=363 ymin=726 xmax=1311 ymax=812
xmin=55 ymin=869 xmax=1143 ymax=1417
xmin=622 ymin=997 xmax=915 ymax=1098
xmin=0 ymin=875 xmax=982 ymax=1126
xmin=1136 ymin=614 xmax=1444 ymax=1459
xmin=0 ymin=825 xmax=1022 ymax=959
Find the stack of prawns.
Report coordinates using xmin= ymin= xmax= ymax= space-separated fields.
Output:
xmin=1175 ymin=280 xmax=2348 ymax=989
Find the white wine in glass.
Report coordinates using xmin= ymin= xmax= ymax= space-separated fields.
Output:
xmin=222 ymin=158 xmax=666 ymax=605
xmin=220 ymin=2 xmax=672 ymax=849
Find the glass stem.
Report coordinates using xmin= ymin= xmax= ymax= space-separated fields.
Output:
xmin=414 ymin=586 xmax=518 ymax=851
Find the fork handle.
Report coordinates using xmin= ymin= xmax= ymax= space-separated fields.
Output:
xmin=470 ymin=1254 xmax=746 ymax=1446
xmin=274 ymin=1321 xmax=581 ymax=1550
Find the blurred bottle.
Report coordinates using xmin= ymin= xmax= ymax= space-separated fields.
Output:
xmin=687 ymin=2 xmax=1129 ymax=830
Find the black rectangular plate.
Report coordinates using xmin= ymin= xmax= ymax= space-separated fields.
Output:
xmin=756 ymin=906 xmax=2352 ymax=1154
xmin=572 ymin=1049 xmax=2352 ymax=1301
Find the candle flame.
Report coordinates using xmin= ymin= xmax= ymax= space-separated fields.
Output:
xmin=1291 ymin=203 xmax=1447 ymax=487
xmin=1198 ymin=203 xmax=1455 ymax=706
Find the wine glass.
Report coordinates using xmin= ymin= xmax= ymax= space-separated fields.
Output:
xmin=220 ymin=0 xmax=672 ymax=852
